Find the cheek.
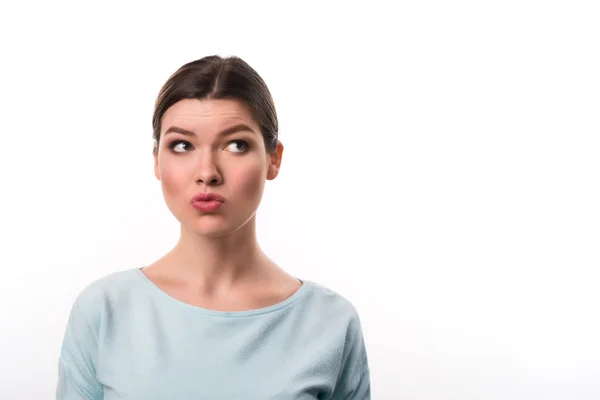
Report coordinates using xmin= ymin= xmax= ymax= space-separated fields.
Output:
xmin=159 ymin=160 xmax=193 ymax=198
xmin=230 ymin=160 xmax=267 ymax=199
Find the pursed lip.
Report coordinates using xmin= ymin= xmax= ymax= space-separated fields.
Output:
xmin=191 ymin=193 xmax=226 ymax=203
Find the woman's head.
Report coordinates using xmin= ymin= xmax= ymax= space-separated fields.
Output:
xmin=153 ymin=55 xmax=279 ymax=155
xmin=152 ymin=55 xmax=283 ymax=238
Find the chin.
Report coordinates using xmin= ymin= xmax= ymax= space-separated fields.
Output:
xmin=187 ymin=219 xmax=232 ymax=238
xmin=172 ymin=204 xmax=256 ymax=238
xmin=186 ymin=215 xmax=251 ymax=239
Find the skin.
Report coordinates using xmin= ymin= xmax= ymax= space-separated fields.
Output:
xmin=142 ymin=98 xmax=301 ymax=311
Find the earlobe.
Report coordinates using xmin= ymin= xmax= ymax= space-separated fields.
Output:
xmin=267 ymin=164 xmax=279 ymax=180
xmin=154 ymin=155 xmax=161 ymax=181
xmin=267 ymin=141 xmax=283 ymax=180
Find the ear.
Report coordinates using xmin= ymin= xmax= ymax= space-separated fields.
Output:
xmin=154 ymin=152 xmax=161 ymax=181
xmin=267 ymin=141 xmax=284 ymax=181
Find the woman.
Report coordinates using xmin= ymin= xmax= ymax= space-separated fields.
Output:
xmin=57 ymin=55 xmax=370 ymax=399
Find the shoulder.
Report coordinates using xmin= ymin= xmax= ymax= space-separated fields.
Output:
xmin=302 ymin=281 xmax=370 ymax=382
xmin=301 ymin=280 xmax=364 ymax=330
xmin=74 ymin=268 xmax=139 ymax=303
xmin=304 ymin=281 xmax=360 ymax=312
xmin=68 ymin=268 xmax=140 ymax=323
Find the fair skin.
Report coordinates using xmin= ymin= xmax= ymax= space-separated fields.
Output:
xmin=142 ymin=98 xmax=302 ymax=312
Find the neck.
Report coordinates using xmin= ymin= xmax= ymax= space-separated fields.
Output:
xmin=164 ymin=216 xmax=272 ymax=290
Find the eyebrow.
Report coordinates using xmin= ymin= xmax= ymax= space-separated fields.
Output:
xmin=163 ymin=123 xmax=256 ymax=138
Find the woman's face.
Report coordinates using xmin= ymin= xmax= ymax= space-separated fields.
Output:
xmin=154 ymin=98 xmax=283 ymax=237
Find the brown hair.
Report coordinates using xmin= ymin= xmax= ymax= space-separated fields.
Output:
xmin=152 ymin=55 xmax=278 ymax=155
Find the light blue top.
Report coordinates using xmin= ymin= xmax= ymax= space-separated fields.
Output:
xmin=57 ymin=268 xmax=370 ymax=399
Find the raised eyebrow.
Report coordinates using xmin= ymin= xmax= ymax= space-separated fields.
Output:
xmin=218 ymin=123 xmax=256 ymax=137
xmin=163 ymin=124 xmax=256 ymax=138
xmin=163 ymin=126 xmax=195 ymax=137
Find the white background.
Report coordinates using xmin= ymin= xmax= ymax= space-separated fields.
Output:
xmin=1 ymin=1 xmax=599 ymax=399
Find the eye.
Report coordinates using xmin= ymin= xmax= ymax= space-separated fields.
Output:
xmin=168 ymin=140 xmax=193 ymax=153
xmin=225 ymin=140 xmax=250 ymax=153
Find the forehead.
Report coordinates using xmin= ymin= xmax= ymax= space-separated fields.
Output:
xmin=161 ymin=98 xmax=257 ymax=133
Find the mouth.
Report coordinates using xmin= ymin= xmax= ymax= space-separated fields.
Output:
xmin=191 ymin=200 xmax=223 ymax=212
xmin=191 ymin=193 xmax=225 ymax=212
xmin=191 ymin=193 xmax=226 ymax=203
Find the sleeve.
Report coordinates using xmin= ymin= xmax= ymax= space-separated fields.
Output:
xmin=56 ymin=293 xmax=104 ymax=400
xmin=330 ymin=311 xmax=371 ymax=400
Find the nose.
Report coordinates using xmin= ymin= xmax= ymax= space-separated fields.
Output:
xmin=194 ymin=154 xmax=223 ymax=186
